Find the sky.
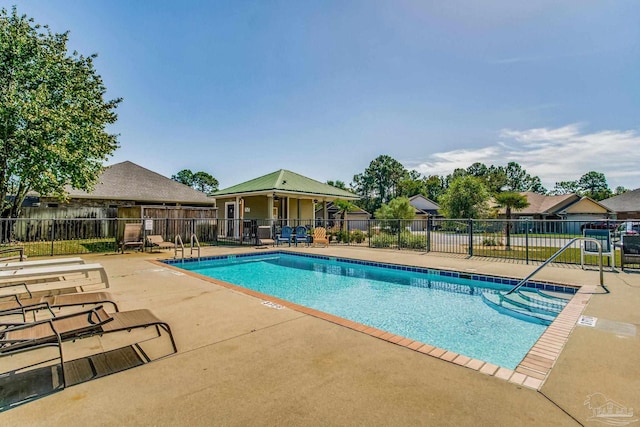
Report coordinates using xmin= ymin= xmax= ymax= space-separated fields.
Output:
xmin=5 ymin=0 xmax=640 ymax=191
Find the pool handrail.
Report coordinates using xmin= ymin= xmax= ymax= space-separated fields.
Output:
xmin=506 ymin=237 xmax=605 ymax=295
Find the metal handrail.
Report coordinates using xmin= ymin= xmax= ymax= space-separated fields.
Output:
xmin=506 ymin=237 xmax=604 ymax=295
xmin=190 ymin=233 xmax=201 ymax=260
xmin=175 ymin=235 xmax=185 ymax=260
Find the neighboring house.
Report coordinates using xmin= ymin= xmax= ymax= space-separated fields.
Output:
xmin=314 ymin=202 xmax=371 ymax=231
xmin=26 ymin=161 xmax=216 ymax=219
xmin=15 ymin=161 xmax=216 ymax=243
xmin=600 ymin=188 xmax=640 ymax=220
xmin=495 ymin=192 xmax=613 ymax=234
xmin=212 ymin=169 xmax=359 ymax=238
xmin=408 ymin=195 xmax=441 ymax=231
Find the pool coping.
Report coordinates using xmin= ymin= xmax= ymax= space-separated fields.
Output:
xmin=157 ymin=251 xmax=592 ymax=390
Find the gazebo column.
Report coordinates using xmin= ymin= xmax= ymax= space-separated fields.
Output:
xmin=323 ymin=199 xmax=328 ymax=227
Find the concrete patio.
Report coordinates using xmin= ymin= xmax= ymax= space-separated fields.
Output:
xmin=1 ymin=246 xmax=638 ymax=426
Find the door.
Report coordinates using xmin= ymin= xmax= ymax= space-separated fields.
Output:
xmin=226 ymin=203 xmax=235 ymax=237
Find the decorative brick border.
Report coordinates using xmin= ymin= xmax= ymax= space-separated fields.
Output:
xmin=155 ymin=253 xmax=592 ymax=390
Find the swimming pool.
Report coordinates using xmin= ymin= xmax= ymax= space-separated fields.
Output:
xmin=167 ymin=252 xmax=575 ymax=369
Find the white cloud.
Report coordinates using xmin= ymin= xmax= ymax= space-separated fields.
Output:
xmin=407 ymin=124 xmax=640 ymax=190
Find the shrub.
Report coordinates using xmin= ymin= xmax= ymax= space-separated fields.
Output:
xmin=399 ymin=232 xmax=426 ymax=249
xmin=481 ymin=233 xmax=503 ymax=246
xmin=350 ymin=229 xmax=366 ymax=243
xmin=370 ymin=232 xmax=394 ymax=248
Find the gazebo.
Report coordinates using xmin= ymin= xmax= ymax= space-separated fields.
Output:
xmin=212 ymin=169 xmax=358 ymax=239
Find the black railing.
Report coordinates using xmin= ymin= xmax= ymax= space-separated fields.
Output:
xmin=0 ymin=217 xmax=630 ymax=267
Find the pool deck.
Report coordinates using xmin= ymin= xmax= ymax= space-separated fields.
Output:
xmin=1 ymin=246 xmax=639 ymax=426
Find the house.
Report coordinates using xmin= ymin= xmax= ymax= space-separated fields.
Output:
xmin=19 ymin=161 xmax=217 ymax=242
xmin=495 ymin=192 xmax=613 ymax=234
xmin=408 ymin=195 xmax=441 ymax=231
xmin=314 ymin=202 xmax=371 ymax=231
xmin=600 ymin=188 xmax=640 ymax=220
xmin=212 ymin=169 xmax=359 ymax=238
xmin=31 ymin=161 xmax=215 ymax=217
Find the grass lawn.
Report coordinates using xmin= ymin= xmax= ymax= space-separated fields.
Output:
xmin=1 ymin=238 xmax=117 ymax=257
xmin=473 ymin=245 xmax=618 ymax=266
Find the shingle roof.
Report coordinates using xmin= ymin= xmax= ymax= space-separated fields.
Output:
xmin=63 ymin=161 xmax=214 ymax=205
xmin=600 ymin=188 xmax=640 ymax=212
xmin=515 ymin=192 xmax=579 ymax=215
xmin=213 ymin=169 xmax=358 ymax=200
xmin=409 ymin=195 xmax=440 ymax=213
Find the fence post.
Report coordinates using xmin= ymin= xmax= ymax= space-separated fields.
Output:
xmin=50 ymin=219 xmax=56 ymax=256
xmin=468 ymin=219 xmax=473 ymax=257
xmin=346 ymin=219 xmax=350 ymax=246
xmin=397 ymin=220 xmax=401 ymax=250
xmin=525 ymin=220 xmax=530 ymax=265
xmin=426 ymin=216 xmax=431 ymax=252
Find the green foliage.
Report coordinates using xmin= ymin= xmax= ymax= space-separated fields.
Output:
xmin=494 ymin=192 xmax=530 ymax=218
xmin=172 ymin=169 xmax=219 ymax=194
xmin=552 ymin=171 xmax=612 ymax=201
xmin=578 ymin=171 xmax=611 ymax=201
xmin=552 ymin=180 xmax=580 ymax=195
xmin=424 ymin=175 xmax=445 ymax=203
xmin=481 ymin=234 xmax=503 ymax=247
xmin=326 ymin=180 xmax=347 ymax=190
xmin=0 ymin=7 xmax=121 ymax=217
xmin=439 ymin=176 xmax=490 ymax=219
xmin=368 ymin=231 xmax=425 ymax=250
xmin=350 ymin=229 xmax=366 ymax=243
xmin=352 ymin=155 xmax=409 ymax=213
xmin=374 ymin=197 xmax=415 ymax=233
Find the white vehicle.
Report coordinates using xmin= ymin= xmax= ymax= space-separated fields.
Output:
xmin=614 ymin=221 xmax=640 ymax=242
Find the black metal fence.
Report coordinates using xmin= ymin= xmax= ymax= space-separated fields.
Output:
xmin=0 ymin=217 xmax=632 ymax=266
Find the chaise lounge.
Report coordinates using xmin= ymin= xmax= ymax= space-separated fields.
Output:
xmin=0 ymin=305 xmax=177 ymax=409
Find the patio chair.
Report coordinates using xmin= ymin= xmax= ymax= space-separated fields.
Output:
xmin=620 ymin=234 xmax=640 ymax=270
xmin=0 ymin=291 xmax=119 ymax=322
xmin=120 ymin=223 xmax=144 ymax=253
xmin=293 ymin=226 xmax=309 ymax=246
xmin=0 ymin=246 xmax=26 ymax=262
xmin=146 ymin=235 xmax=176 ymax=251
xmin=0 ymin=257 xmax=85 ymax=271
xmin=1 ymin=305 xmax=176 ymax=356
xmin=313 ymin=227 xmax=329 ymax=247
xmin=581 ymin=229 xmax=615 ymax=270
xmin=276 ymin=226 xmax=293 ymax=246
xmin=0 ymin=263 xmax=110 ymax=302
xmin=256 ymin=226 xmax=275 ymax=246
xmin=0 ymin=305 xmax=177 ymax=406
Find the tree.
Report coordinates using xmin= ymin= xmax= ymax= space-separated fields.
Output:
xmin=326 ymin=180 xmax=347 ymax=190
xmin=494 ymin=192 xmax=530 ymax=250
xmin=374 ymin=197 xmax=415 ymax=233
xmin=578 ymin=171 xmax=611 ymax=201
xmin=352 ymin=155 xmax=408 ymax=213
xmin=397 ymin=170 xmax=425 ymax=198
xmin=614 ymin=186 xmax=628 ymax=196
xmin=552 ymin=180 xmax=579 ymax=195
xmin=0 ymin=7 xmax=120 ymax=217
xmin=439 ymin=176 xmax=490 ymax=219
xmin=424 ymin=175 xmax=446 ymax=203
xmin=171 ymin=169 xmax=219 ymax=195
xmin=171 ymin=170 xmax=194 ymax=186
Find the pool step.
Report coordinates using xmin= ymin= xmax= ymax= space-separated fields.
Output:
xmin=507 ymin=291 xmax=566 ymax=314
xmin=481 ymin=292 xmax=561 ymax=325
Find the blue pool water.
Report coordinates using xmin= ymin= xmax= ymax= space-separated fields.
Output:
xmin=169 ymin=252 xmax=570 ymax=369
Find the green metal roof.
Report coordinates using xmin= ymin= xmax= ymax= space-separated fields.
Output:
xmin=213 ymin=169 xmax=358 ymax=200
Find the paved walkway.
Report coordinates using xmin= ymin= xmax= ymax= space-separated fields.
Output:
xmin=1 ymin=246 xmax=638 ymax=426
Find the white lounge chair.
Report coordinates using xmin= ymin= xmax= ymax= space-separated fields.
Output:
xmin=0 ymin=263 xmax=110 ymax=297
xmin=0 ymin=257 xmax=85 ymax=271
